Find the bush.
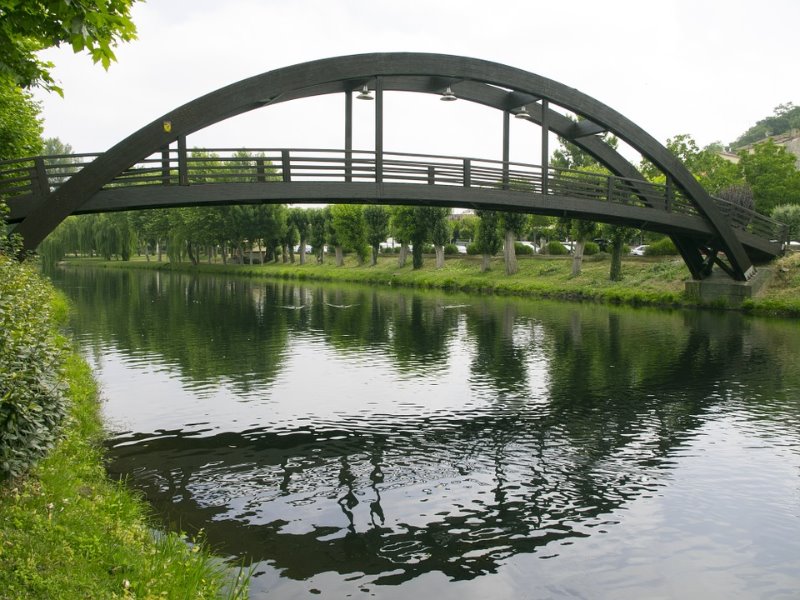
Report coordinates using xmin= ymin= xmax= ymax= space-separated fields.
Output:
xmin=443 ymin=243 xmax=460 ymax=256
xmin=772 ymin=204 xmax=800 ymax=241
xmin=466 ymin=242 xmax=480 ymax=255
xmin=583 ymin=241 xmax=600 ymax=256
xmin=546 ymin=240 xmax=569 ymax=255
xmin=645 ymin=237 xmax=679 ymax=256
xmin=0 ymin=254 xmax=68 ymax=481
xmin=514 ymin=241 xmax=534 ymax=255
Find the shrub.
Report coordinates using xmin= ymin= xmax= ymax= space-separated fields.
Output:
xmin=645 ymin=237 xmax=679 ymax=256
xmin=466 ymin=242 xmax=480 ymax=255
xmin=583 ymin=241 xmax=600 ymax=255
xmin=443 ymin=243 xmax=460 ymax=255
xmin=772 ymin=204 xmax=800 ymax=241
xmin=546 ymin=240 xmax=569 ymax=255
xmin=0 ymin=254 xmax=68 ymax=481
xmin=514 ymin=242 xmax=534 ymax=255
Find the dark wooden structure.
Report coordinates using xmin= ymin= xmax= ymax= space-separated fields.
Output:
xmin=1 ymin=53 xmax=787 ymax=279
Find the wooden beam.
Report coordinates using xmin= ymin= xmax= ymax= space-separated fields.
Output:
xmin=375 ymin=77 xmax=383 ymax=183
xmin=568 ymin=119 xmax=607 ymax=139
xmin=541 ymin=100 xmax=549 ymax=195
xmin=345 ymin=90 xmax=353 ymax=182
xmin=502 ymin=110 xmax=510 ymax=189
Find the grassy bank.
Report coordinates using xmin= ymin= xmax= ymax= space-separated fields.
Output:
xmin=0 ymin=336 xmax=249 ymax=598
xmin=62 ymin=251 xmax=800 ymax=317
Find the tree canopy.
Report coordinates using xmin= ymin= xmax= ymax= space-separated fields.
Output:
xmin=0 ymin=0 xmax=139 ymax=93
xmin=732 ymin=103 xmax=800 ymax=149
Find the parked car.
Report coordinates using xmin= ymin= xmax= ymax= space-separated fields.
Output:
xmin=630 ymin=245 xmax=649 ymax=256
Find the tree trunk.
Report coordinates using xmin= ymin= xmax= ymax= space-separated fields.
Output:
xmin=187 ymin=241 xmax=199 ymax=266
xmin=610 ymin=239 xmax=623 ymax=281
xmin=157 ymin=240 xmax=163 ymax=262
xmin=481 ymin=253 xmax=491 ymax=272
xmin=412 ymin=243 xmax=423 ymax=269
xmin=207 ymin=245 xmax=212 ymax=264
xmin=571 ymin=239 xmax=586 ymax=276
xmin=371 ymin=245 xmax=379 ymax=266
xmin=288 ymin=244 xmax=295 ymax=263
xmin=222 ymin=242 xmax=228 ymax=265
xmin=335 ymin=245 xmax=344 ymax=266
xmin=144 ymin=243 xmax=150 ymax=262
xmin=299 ymin=240 xmax=306 ymax=265
xmin=503 ymin=230 xmax=518 ymax=275
xmin=435 ymin=244 xmax=445 ymax=269
xmin=398 ymin=243 xmax=409 ymax=267
xmin=249 ymin=243 xmax=255 ymax=265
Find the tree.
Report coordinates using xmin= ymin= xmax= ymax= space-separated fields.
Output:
xmin=330 ymin=204 xmax=367 ymax=265
xmin=363 ymin=205 xmax=389 ymax=266
xmin=429 ymin=208 xmax=450 ymax=269
xmin=604 ymin=224 xmax=637 ymax=281
xmin=288 ymin=208 xmax=311 ymax=265
xmin=0 ymin=83 xmax=43 ymax=160
xmin=564 ymin=218 xmax=598 ymax=277
xmin=738 ymin=140 xmax=800 ymax=214
xmin=732 ymin=103 xmax=800 ymax=149
xmin=475 ymin=209 xmax=502 ymax=272
xmin=0 ymin=0 xmax=139 ymax=93
xmin=390 ymin=206 xmax=416 ymax=267
xmin=499 ymin=212 xmax=527 ymax=275
xmin=308 ymin=208 xmax=327 ymax=264
xmin=640 ymin=133 xmax=743 ymax=194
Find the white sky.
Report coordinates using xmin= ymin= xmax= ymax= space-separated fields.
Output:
xmin=32 ymin=0 xmax=800 ymax=166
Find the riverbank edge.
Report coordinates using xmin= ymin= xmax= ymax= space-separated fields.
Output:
xmin=60 ymin=255 xmax=800 ymax=318
xmin=0 ymin=312 xmax=249 ymax=598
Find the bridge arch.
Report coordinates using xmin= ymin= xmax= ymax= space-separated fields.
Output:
xmin=6 ymin=53 xmax=783 ymax=279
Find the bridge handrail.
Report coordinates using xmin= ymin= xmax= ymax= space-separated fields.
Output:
xmin=712 ymin=195 xmax=788 ymax=244
xmin=0 ymin=148 xmax=786 ymax=249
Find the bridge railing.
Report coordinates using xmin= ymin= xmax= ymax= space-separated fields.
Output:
xmin=712 ymin=196 xmax=788 ymax=243
xmin=0 ymin=148 xmax=787 ymax=247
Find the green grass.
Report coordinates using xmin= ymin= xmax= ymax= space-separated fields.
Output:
xmin=0 ymin=351 xmax=250 ymax=599
xmin=60 ymin=250 xmax=800 ymax=317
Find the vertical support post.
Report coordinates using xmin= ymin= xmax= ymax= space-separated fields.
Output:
xmin=463 ymin=158 xmax=471 ymax=187
xmin=427 ymin=165 xmax=435 ymax=185
xmin=665 ymin=177 xmax=673 ymax=212
xmin=281 ymin=150 xmax=291 ymax=182
xmin=345 ymin=89 xmax=353 ymax=182
xmin=31 ymin=156 xmax=50 ymax=198
xmin=256 ymin=158 xmax=266 ymax=183
xmin=502 ymin=110 xmax=510 ymax=190
xmin=607 ymin=175 xmax=615 ymax=202
xmin=375 ymin=77 xmax=383 ymax=183
xmin=178 ymin=135 xmax=188 ymax=186
xmin=541 ymin=100 xmax=550 ymax=195
xmin=161 ymin=148 xmax=171 ymax=185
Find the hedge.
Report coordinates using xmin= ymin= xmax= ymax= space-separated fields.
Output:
xmin=0 ymin=252 xmax=69 ymax=481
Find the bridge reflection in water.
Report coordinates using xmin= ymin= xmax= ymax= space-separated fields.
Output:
xmin=52 ymin=267 xmax=800 ymax=596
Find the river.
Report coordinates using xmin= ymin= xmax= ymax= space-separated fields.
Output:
xmin=50 ymin=266 xmax=800 ymax=599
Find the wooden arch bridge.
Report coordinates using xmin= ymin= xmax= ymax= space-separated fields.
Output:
xmin=1 ymin=53 xmax=787 ymax=280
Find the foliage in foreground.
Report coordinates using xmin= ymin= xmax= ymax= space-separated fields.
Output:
xmin=0 ymin=352 xmax=250 ymax=599
xmin=0 ymin=252 xmax=68 ymax=480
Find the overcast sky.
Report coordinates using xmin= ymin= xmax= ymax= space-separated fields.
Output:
xmin=32 ymin=0 xmax=800 ymax=166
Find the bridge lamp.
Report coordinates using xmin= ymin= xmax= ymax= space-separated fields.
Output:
xmin=440 ymin=86 xmax=457 ymax=101
xmin=515 ymin=106 xmax=534 ymax=121
xmin=356 ymin=84 xmax=374 ymax=100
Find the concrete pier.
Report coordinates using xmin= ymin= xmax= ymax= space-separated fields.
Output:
xmin=685 ymin=268 xmax=772 ymax=307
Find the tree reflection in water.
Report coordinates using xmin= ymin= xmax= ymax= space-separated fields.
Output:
xmin=51 ymin=267 xmax=800 ymax=591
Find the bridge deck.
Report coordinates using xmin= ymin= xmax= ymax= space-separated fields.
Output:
xmin=1 ymin=148 xmax=786 ymax=259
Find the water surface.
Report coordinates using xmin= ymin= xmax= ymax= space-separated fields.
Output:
xmin=52 ymin=267 xmax=800 ymax=599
